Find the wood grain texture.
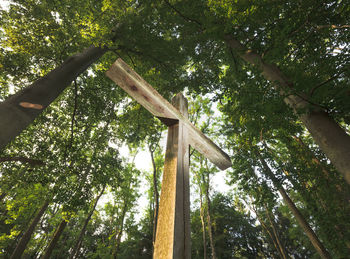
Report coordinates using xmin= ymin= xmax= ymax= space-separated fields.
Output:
xmin=106 ymin=59 xmax=232 ymax=170
xmin=153 ymin=93 xmax=191 ymax=259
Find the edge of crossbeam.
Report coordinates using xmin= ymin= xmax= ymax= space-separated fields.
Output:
xmin=106 ymin=58 xmax=232 ymax=170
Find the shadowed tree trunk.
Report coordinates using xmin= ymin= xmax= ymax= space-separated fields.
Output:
xmin=264 ymin=204 xmax=288 ymax=259
xmin=226 ymin=35 xmax=350 ymax=184
xmin=0 ymin=156 xmax=44 ymax=166
xmin=42 ymin=219 xmax=68 ymax=259
xmin=202 ymin=173 xmax=216 ymax=259
xmin=257 ymin=151 xmax=332 ymax=259
xmin=249 ymin=203 xmax=282 ymax=259
xmin=70 ymin=185 xmax=106 ymax=259
xmin=112 ymin=202 xmax=128 ymax=259
xmin=149 ymin=145 xmax=159 ymax=248
xmin=10 ymin=200 xmax=49 ymax=259
xmin=0 ymin=46 xmax=106 ymax=150
xmin=199 ymin=189 xmax=207 ymax=259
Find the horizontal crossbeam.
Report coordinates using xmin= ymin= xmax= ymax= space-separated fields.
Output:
xmin=106 ymin=59 xmax=231 ymax=170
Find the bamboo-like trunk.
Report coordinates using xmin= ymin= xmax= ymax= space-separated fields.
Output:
xmin=203 ymin=174 xmax=216 ymax=259
xmin=10 ymin=200 xmax=49 ymax=259
xmin=226 ymin=35 xmax=350 ymax=184
xmin=257 ymin=152 xmax=332 ymax=259
xmin=42 ymin=219 xmax=68 ymax=259
xmin=0 ymin=46 xmax=106 ymax=150
xmin=199 ymin=188 xmax=207 ymax=259
xmin=278 ymin=187 xmax=331 ymax=259
xmin=252 ymin=204 xmax=285 ymax=259
xmin=149 ymin=146 xmax=159 ymax=247
xmin=70 ymin=186 xmax=105 ymax=259
xmin=264 ymin=205 xmax=288 ymax=259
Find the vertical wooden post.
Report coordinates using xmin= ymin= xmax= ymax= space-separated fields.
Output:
xmin=153 ymin=93 xmax=191 ymax=259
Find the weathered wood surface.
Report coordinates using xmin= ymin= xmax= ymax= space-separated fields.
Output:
xmin=153 ymin=94 xmax=191 ymax=259
xmin=106 ymin=59 xmax=231 ymax=170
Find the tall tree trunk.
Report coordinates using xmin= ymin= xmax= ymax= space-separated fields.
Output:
xmin=249 ymin=203 xmax=282 ymax=259
xmin=199 ymin=187 xmax=207 ymax=259
xmin=264 ymin=204 xmax=288 ymax=259
xmin=70 ymin=186 xmax=106 ymax=259
xmin=0 ymin=46 xmax=106 ymax=150
xmin=10 ymin=200 xmax=49 ymax=259
xmin=112 ymin=202 xmax=128 ymax=259
xmin=257 ymin=152 xmax=332 ymax=259
xmin=278 ymin=187 xmax=331 ymax=259
xmin=226 ymin=35 xmax=350 ymax=184
xmin=203 ymin=174 xmax=217 ymax=259
xmin=149 ymin=145 xmax=159 ymax=247
xmin=42 ymin=219 xmax=68 ymax=259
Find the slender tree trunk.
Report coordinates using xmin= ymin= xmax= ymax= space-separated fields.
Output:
xmin=0 ymin=46 xmax=107 ymax=150
xmin=203 ymin=174 xmax=217 ymax=259
xmin=10 ymin=200 xmax=49 ymax=259
xmin=226 ymin=35 xmax=350 ymax=184
xmin=278 ymin=187 xmax=331 ymax=259
xmin=42 ymin=219 xmax=68 ymax=259
xmin=199 ymin=188 xmax=207 ymax=259
xmin=112 ymin=203 xmax=127 ymax=259
xmin=257 ymin=152 xmax=332 ymax=259
xmin=149 ymin=146 xmax=159 ymax=247
xmin=70 ymin=186 xmax=105 ymax=259
xmin=251 ymin=205 xmax=282 ymax=259
xmin=264 ymin=205 xmax=288 ymax=259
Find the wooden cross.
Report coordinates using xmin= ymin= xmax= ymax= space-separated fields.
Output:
xmin=106 ymin=59 xmax=231 ymax=259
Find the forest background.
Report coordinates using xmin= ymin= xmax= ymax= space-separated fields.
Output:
xmin=0 ymin=0 xmax=350 ymax=258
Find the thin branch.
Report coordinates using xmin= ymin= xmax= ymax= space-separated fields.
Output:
xmin=163 ymin=0 xmax=202 ymax=28
xmin=110 ymin=49 xmax=124 ymax=60
xmin=316 ymin=25 xmax=350 ymax=30
xmin=125 ymin=50 xmax=136 ymax=68
xmin=309 ymin=71 xmax=344 ymax=96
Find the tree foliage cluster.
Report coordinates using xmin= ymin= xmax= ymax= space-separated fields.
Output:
xmin=1 ymin=0 xmax=350 ymax=258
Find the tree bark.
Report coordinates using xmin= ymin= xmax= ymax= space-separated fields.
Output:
xmin=226 ymin=35 xmax=350 ymax=184
xmin=70 ymin=186 xmax=105 ymax=259
xmin=42 ymin=219 xmax=68 ymax=259
xmin=10 ymin=200 xmax=49 ymax=259
xmin=0 ymin=46 xmax=107 ymax=150
xmin=257 ymin=152 xmax=332 ymax=259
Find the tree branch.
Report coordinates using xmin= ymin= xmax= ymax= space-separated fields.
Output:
xmin=309 ymin=71 xmax=345 ymax=96
xmin=0 ymin=157 xmax=44 ymax=166
xmin=316 ymin=25 xmax=350 ymax=30
xmin=163 ymin=0 xmax=202 ymax=28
